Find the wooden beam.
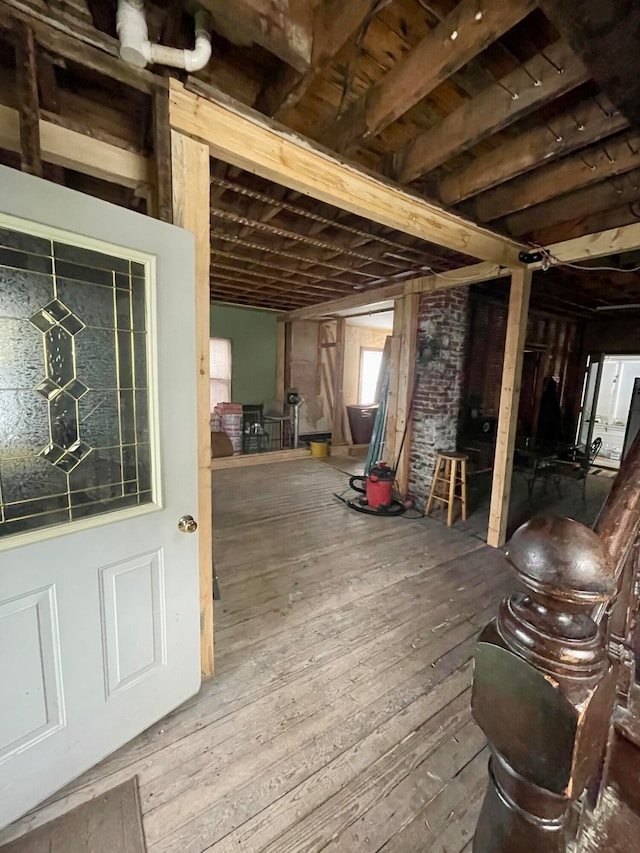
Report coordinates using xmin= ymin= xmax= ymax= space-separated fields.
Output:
xmin=487 ymin=268 xmax=532 ymax=548
xmin=0 ymin=3 xmax=161 ymax=94
xmin=0 ymin=103 xmax=151 ymax=188
xmin=473 ymin=130 xmax=640 ymax=222
xmin=540 ymin=0 xmax=640 ymax=127
xmin=321 ymin=0 xmax=536 ymax=153
xmin=198 ymin=0 xmax=312 ymax=73
xmin=384 ymin=303 xmax=404 ymax=469
xmin=440 ymin=99 xmax=628 ymax=206
xmin=257 ymin=0 xmax=380 ymax=119
xmin=504 ymin=166 xmax=640 ymax=236
xmin=276 ymin=319 xmax=286 ymax=404
xmin=170 ymin=130 xmax=214 ymax=679
xmin=392 ymin=41 xmax=589 ymax=184
xmin=282 ymin=262 xmax=510 ymax=320
xmin=15 ymin=21 xmax=42 ymax=177
xmin=332 ymin=318 xmax=346 ymax=445
xmin=152 ymin=88 xmax=173 ymax=223
xmin=170 ymin=80 xmax=525 ymax=267
xmin=545 ymin=221 xmax=640 ymax=265
xmin=394 ymin=293 xmax=419 ymax=495
xmin=531 ymin=203 xmax=640 ymax=246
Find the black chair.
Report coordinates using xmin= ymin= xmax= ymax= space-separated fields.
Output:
xmin=553 ymin=436 xmax=603 ymax=501
xmin=241 ymin=404 xmax=269 ymax=454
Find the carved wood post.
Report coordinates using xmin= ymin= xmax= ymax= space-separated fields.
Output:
xmin=472 ymin=514 xmax=617 ymax=852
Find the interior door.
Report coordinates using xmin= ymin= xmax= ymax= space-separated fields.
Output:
xmin=0 ymin=167 xmax=201 ymax=830
xmin=577 ymin=354 xmax=604 ymax=448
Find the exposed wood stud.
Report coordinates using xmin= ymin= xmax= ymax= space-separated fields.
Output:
xmin=487 ymin=268 xmax=533 ymax=548
xmin=15 ymin=21 xmax=43 ymax=177
xmin=276 ymin=320 xmax=286 ymax=405
xmin=331 ymin=318 xmax=346 ymax=445
xmin=152 ymin=88 xmax=173 ymax=223
xmin=0 ymin=4 xmax=162 ymax=94
xmin=0 ymin=104 xmax=152 ymax=189
xmin=170 ymin=129 xmax=214 ymax=679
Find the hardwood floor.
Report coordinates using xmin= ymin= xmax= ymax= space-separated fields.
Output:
xmin=1 ymin=460 xmax=512 ymax=852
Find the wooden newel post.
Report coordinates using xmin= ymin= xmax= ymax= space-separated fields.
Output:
xmin=472 ymin=514 xmax=617 ymax=852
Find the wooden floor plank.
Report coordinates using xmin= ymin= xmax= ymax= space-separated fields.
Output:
xmin=1 ymin=460 xmax=509 ymax=852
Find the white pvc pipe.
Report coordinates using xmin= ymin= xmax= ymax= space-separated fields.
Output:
xmin=117 ymin=0 xmax=211 ymax=72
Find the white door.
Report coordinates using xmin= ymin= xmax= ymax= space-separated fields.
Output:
xmin=0 ymin=166 xmax=201 ymax=830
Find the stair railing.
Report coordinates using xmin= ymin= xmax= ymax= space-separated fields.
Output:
xmin=471 ymin=433 xmax=640 ymax=853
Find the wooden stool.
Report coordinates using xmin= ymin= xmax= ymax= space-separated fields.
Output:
xmin=425 ymin=451 xmax=468 ymax=526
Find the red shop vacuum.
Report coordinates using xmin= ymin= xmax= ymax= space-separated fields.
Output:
xmin=335 ymin=462 xmax=406 ymax=516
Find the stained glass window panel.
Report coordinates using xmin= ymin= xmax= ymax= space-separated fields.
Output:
xmin=0 ymin=224 xmax=154 ymax=539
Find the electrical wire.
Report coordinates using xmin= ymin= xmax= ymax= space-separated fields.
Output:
xmin=530 ymin=242 xmax=640 ymax=273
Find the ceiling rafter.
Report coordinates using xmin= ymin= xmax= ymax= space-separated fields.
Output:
xmin=210 ymin=206 xmax=420 ymax=273
xmin=210 ymin=225 xmax=381 ymax=279
xmin=503 ymin=166 xmax=640 ymax=237
xmin=319 ymin=0 xmax=537 ymax=154
xmin=197 ymin=0 xmax=313 ymax=73
xmin=472 ymin=129 xmax=640 ymax=222
xmin=210 ymin=173 xmax=441 ymax=260
xmin=390 ymin=39 xmax=589 ymax=184
xmin=439 ymin=96 xmax=627 ymax=205
xmin=256 ymin=0 xmax=384 ymax=119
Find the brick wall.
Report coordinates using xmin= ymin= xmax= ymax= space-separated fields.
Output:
xmin=407 ymin=287 xmax=469 ymax=508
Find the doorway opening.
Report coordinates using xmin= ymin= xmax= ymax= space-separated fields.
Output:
xmin=577 ymin=354 xmax=640 ymax=469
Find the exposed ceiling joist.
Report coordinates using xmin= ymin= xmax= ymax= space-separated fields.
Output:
xmin=198 ymin=0 xmax=313 ymax=73
xmin=472 ymin=130 xmax=640 ymax=222
xmin=531 ymin=203 xmax=640 ymax=246
xmin=257 ymin=0 xmax=382 ymax=119
xmin=319 ymin=0 xmax=537 ymax=154
xmin=504 ymin=166 xmax=640 ymax=236
xmin=391 ymin=40 xmax=589 ymax=184
xmin=171 ymin=80 xmax=524 ymax=267
xmin=439 ymin=97 xmax=627 ymax=205
xmin=540 ymin=0 xmax=640 ymax=127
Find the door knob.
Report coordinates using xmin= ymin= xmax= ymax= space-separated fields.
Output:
xmin=178 ymin=515 xmax=198 ymax=533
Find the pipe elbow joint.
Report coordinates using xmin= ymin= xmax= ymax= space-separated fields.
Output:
xmin=183 ymin=33 xmax=212 ymax=72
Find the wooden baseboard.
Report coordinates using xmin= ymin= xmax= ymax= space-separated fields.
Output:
xmin=211 ymin=448 xmax=310 ymax=470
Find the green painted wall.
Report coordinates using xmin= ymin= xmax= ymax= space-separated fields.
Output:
xmin=210 ymin=303 xmax=278 ymax=405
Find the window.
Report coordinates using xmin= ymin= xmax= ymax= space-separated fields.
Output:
xmin=210 ymin=338 xmax=231 ymax=412
xmin=359 ymin=348 xmax=383 ymax=405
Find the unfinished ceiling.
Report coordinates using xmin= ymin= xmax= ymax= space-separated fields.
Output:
xmin=1 ymin=0 xmax=640 ymax=309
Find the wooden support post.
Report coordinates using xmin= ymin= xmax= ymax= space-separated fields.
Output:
xmin=170 ymin=130 xmax=214 ymax=679
xmin=394 ymin=293 xmax=419 ymax=496
xmin=276 ymin=319 xmax=286 ymax=405
xmin=332 ymin=317 xmax=346 ymax=445
xmin=15 ymin=21 xmax=42 ymax=177
xmin=487 ymin=269 xmax=532 ymax=548
xmin=384 ymin=298 xmax=404 ymax=469
xmin=152 ymin=87 xmax=173 ymax=223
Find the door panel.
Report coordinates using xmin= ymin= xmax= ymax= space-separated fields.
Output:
xmin=0 ymin=166 xmax=201 ymax=831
